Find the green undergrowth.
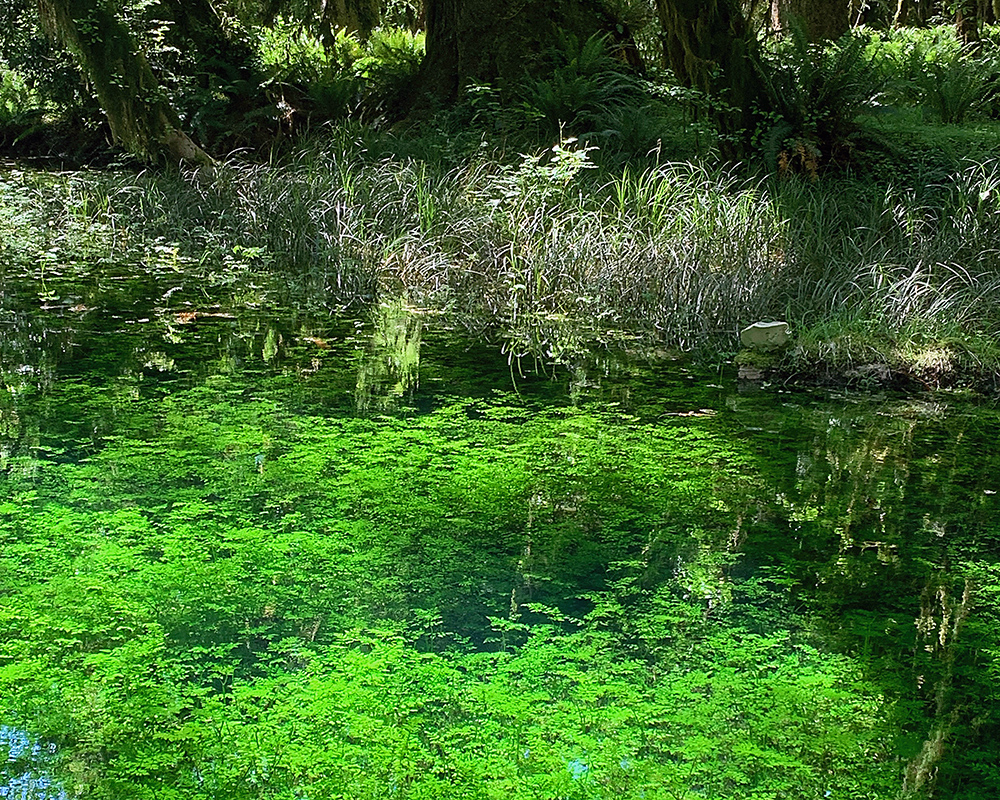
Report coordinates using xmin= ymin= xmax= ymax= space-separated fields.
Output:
xmin=3 ymin=126 xmax=1000 ymax=387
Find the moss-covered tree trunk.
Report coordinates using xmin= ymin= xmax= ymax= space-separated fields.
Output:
xmin=37 ymin=0 xmax=212 ymax=167
xmin=655 ymin=0 xmax=766 ymax=159
xmin=776 ymin=0 xmax=850 ymax=40
xmin=417 ymin=0 xmax=626 ymax=103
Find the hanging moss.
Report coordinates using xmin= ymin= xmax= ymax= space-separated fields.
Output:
xmin=654 ymin=0 xmax=767 ymax=159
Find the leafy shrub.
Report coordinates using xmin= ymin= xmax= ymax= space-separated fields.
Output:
xmin=353 ymin=26 xmax=425 ymax=121
xmin=257 ymin=23 xmax=422 ymax=126
xmin=759 ymin=27 xmax=888 ymax=174
xmin=519 ymin=33 xmax=642 ymax=136
xmin=913 ymin=44 xmax=1000 ymax=123
xmin=258 ymin=20 xmax=356 ymax=85
xmin=0 ymin=66 xmax=39 ymax=126
xmin=583 ymin=100 xmax=680 ymax=164
xmin=258 ymin=22 xmax=360 ymax=123
xmin=863 ymin=23 xmax=1000 ymax=122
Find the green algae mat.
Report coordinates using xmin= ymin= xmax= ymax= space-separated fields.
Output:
xmin=1 ymin=274 xmax=999 ymax=799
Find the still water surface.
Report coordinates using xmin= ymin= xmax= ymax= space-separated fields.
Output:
xmin=1 ymin=266 xmax=998 ymax=798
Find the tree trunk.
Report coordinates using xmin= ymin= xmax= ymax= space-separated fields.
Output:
xmin=418 ymin=0 xmax=625 ymax=103
xmin=36 ymin=0 xmax=212 ymax=167
xmin=655 ymin=0 xmax=766 ymax=159
xmin=894 ymin=0 xmax=941 ymax=26
xmin=955 ymin=0 xmax=981 ymax=46
xmin=775 ymin=0 xmax=850 ymax=41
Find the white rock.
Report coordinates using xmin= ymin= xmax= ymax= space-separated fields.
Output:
xmin=740 ymin=321 xmax=791 ymax=350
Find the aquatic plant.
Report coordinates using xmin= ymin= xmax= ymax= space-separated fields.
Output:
xmin=0 ymin=287 xmax=998 ymax=797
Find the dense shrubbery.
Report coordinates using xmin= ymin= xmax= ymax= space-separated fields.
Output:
xmin=4 ymin=1 xmax=1000 ymax=170
xmin=258 ymin=22 xmax=425 ymax=128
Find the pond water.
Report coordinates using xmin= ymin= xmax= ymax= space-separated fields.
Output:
xmin=1 ymin=257 xmax=998 ymax=799
xmin=1 ymin=726 xmax=67 ymax=799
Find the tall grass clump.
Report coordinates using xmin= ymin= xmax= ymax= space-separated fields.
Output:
xmin=596 ymin=163 xmax=788 ymax=349
xmin=776 ymin=161 xmax=1000 ymax=377
xmin=7 ymin=128 xmax=1000 ymax=379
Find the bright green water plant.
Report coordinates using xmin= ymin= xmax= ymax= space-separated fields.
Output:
xmin=2 ymin=316 xmax=999 ymax=798
xmin=0 ymin=374 xmax=891 ymax=798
